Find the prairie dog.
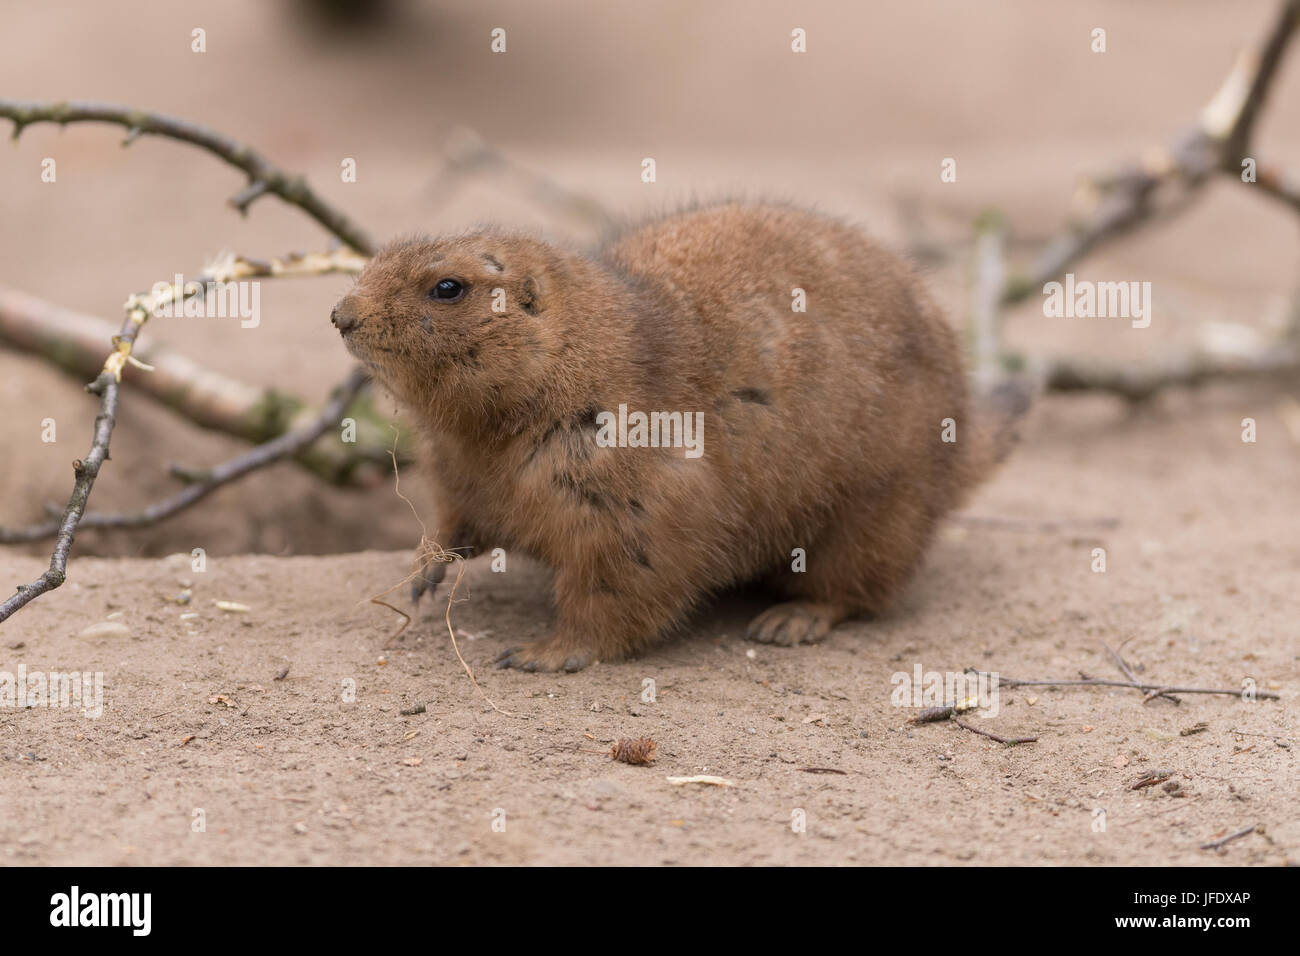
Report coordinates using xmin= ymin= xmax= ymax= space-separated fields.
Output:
xmin=332 ymin=201 xmax=1006 ymax=671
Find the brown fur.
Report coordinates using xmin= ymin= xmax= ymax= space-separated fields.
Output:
xmin=332 ymin=201 xmax=1002 ymax=671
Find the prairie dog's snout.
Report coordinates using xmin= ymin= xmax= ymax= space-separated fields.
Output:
xmin=331 ymin=296 xmax=360 ymax=333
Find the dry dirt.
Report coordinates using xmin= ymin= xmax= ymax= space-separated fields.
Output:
xmin=1 ymin=1 xmax=1297 ymax=865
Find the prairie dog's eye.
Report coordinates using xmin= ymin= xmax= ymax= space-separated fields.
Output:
xmin=430 ymin=278 xmax=466 ymax=302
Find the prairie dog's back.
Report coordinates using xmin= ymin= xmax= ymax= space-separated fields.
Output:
xmin=600 ymin=201 xmax=975 ymax=527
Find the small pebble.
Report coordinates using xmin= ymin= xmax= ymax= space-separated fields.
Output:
xmin=78 ymin=620 xmax=131 ymax=640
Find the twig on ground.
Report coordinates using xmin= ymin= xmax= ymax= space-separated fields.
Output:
xmin=952 ymin=718 xmax=1038 ymax=745
xmin=908 ymin=700 xmax=1036 ymax=744
xmin=1131 ymin=770 xmax=1176 ymax=790
xmin=967 ymin=669 xmax=1280 ymax=700
xmin=1199 ymin=823 xmax=1259 ymax=850
xmin=1141 ymin=687 xmax=1176 ymax=703
xmin=910 ymin=704 xmax=958 ymax=724
xmin=1103 ymin=641 xmax=1180 ymax=704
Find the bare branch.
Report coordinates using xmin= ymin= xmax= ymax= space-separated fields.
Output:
xmin=0 ymin=102 xmax=382 ymax=622
xmin=2 ymin=285 xmax=275 ymax=428
xmin=1255 ymin=163 xmax=1300 ymax=213
xmin=0 ymin=372 xmax=117 ymax=620
xmin=1102 ymin=641 xmax=1180 ymax=705
xmin=969 ymin=212 xmax=1007 ymax=394
xmin=0 ymin=99 xmax=376 ymax=254
xmin=0 ymin=368 xmax=369 ymax=547
xmin=1219 ymin=0 xmax=1300 ymax=163
xmin=0 ymin=283 xmax=408 ymax=486
xmin=951 ymin=718 xmax=1038 ymax=746
xmin=1199 ymin=823 xmax=1259 ymax=851
xmin=1002 ymin=1 xmax=1300 ymax=305
xmin=0 ymin=264 xmax=381 ymax=459
xmin=967 ymin=670 xmax=1281 ymax=700
xmin=0 ymin=246 xmax=403 ymax=487
xmin=1040 ymin=342 xmax=1300 ymax=401
xmin=0 ymin=282 xmax=145 ymax=622
xmin=432 ymin=127 xmax=616 ymax=233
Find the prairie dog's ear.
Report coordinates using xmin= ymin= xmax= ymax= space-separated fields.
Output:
xmin=519 ymin=274 xmax=544 ymax=315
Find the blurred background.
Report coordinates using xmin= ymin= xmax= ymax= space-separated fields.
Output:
xmin=1 ymin=0 xmax=1297 ymax=557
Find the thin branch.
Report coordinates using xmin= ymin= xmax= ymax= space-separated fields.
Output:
xmin=1103 ymin=641 xmax=1180 ymax=705
xmin=0 ymin=368 xmax=370 ymax=541
xmin=1219 ymin=0 xmax=1300 ymax=162
xmin=432 ymin=128 xmax=616 ymax=233
xmin=968 ymin=670 xmax=1281 ymax=700
xmin=1230 ymin=727 xmax=1296 ymax=740
xmin=951 ymin=718 xmax=1038 ymax=746
xmin=1130 ymin=770 xmax=1175 ymax=790
xmin=970 ymin=212 xmax=1007 ymax=394
xmin=0 ymin=284 xmax=279 ymax=436
xmin=0 ymin=252 xmax=384 ymax=465
xmin=1000 ymin=0 xmax=1300 ymax=306
xmin=1039 ymin=342 xmax=1300 ymax=401
xmin=0 ymin=254 xmax=403 ymax=502
xmin=0 ymin=99 xmax=376 ymax=255
xmin=1255 ymin=163 xmax=1300 ymax=212
xmin=0 ymin=104 xmax=381 ymax=622
xmin=1199 ymin=823 xmax=1259 ymax=851
xmin=80 ymin=369 xmax=366 ymax=538
xmin=0 ymin=327 xmax=140 ymax=623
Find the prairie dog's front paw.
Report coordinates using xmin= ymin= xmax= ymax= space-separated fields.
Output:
xmin=409 ymin=552 xmax=447 ymax=604
xmin=492 ymin=637 xmax=593 ymax=673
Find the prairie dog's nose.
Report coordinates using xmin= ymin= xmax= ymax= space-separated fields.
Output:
xmin=331 ymin=296 xmax=360 ymax=332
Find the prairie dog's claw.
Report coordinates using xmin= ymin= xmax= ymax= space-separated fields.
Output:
xmin=410 ymin=555 xmax=447 ymax=605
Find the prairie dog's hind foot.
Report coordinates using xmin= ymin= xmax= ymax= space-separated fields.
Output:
xmin=745 ymin=601 xmax=853 ymax=646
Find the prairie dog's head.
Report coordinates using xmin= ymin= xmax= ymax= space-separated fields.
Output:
xmin=333 ymin=233 xmax=593 ymax=430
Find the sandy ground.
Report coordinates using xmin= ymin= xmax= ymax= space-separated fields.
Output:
xmin=2 ymin=383 xmax=1296 ymax=866
xmin=1 ymin=1 xmax=1297 ymax=865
